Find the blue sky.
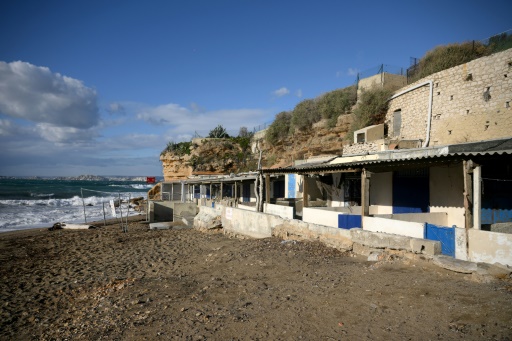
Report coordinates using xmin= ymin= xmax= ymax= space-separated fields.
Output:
xmin=0 ymin=0 xmax=510 ymax=176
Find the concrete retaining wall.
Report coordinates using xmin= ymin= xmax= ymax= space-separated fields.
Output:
xmin=363 ymin=216 xmax=425 ymax=239
xmin=351 ymin=228 xmax=441 ymax=255
xmin=151 ymin=201 xmax=173 ymax=222
xmin=468 ymin=229 xmax=512 ymax=266
xmin=214 ymin=206 xmax=449 ymax=256
xmin=237 ymin=204 xmax=257 ymax=212
xmin=222 ymin=207 xmax=276 ymax=238
xmin=264 ymin=203 xmax=294 ymax=219
xmin=193 ymin=206 xmax=222 ymax=230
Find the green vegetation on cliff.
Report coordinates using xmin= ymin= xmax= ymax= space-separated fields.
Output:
xmin=265 ymin=85 xmax=357 ymax=145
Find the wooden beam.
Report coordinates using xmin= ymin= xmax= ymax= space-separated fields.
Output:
xmin=463 ymin=160 xmax=474 ymax=230
xmin=303 ymin=175 xmax=309 ymax=208
xmin=265 ymin=174 xmax=271 ymax=205
xmin=234 ymin=182 xmax=238 ymax=207
xmin=361 ymin=169 xmax=371 ymax=227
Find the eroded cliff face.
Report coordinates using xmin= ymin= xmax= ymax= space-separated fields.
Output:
xmin=160 ymin=153 xmax=193 ymax=181
xmin=259 ymin=114 xmax=353 ymax=168
xmin=160 ymin=114 xmax=353 ymax=181
xmin=160 ymin=138 xmax=251 ymax=182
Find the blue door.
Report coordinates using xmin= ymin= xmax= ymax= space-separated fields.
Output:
xmin=393 ymin=169 xmax=429 ymax=214
xmin=425 ymin=224 xmax=455 ymax=257
xmin=288 ymin=174 xmax=296 ymax=198
xmin=242 ymin=183 xmax=251 ymax=202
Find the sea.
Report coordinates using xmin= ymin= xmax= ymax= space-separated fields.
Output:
xmin=0 ymin=177 xmax=158 ymax=232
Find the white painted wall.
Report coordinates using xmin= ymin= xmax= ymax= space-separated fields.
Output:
xmin=237 ymin=204 xmax=257 ymax=212
xmin=264 ymin=203 xmax=294 ymax=219
xmin=363 ymin=216 xmax=425 ymax=239
xmin=430 ymin=164 xmax=465 ymax=228
xmin=468 ymin=229 xmax=512 ymax=266
xmin=222 ymin=207 xmax=280 ymax=238
xmin=303 ymin=207 xmax=342 ymax=228
xmin=455 ymin=227 xmax=468 ymax=261
xmin=370 ymin=172 xmax=393 ymax=214
xmin=374 ymin=212 xmax=448 ymax=226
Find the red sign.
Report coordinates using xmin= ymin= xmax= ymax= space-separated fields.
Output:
xmin=146 ymin=177 xmax=156 ymax=184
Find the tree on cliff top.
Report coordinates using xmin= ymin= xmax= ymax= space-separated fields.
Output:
xmin=208 ymin=125 xmax=230 ymax=138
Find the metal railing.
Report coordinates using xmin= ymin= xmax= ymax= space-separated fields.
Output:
xmin=356 ymin=64 xmax=405 ymax=83
xmin=406 ymin=29 xmax=511 ymax=84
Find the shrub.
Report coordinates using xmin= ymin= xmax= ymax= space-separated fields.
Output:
xmin=266 ymin=111 xmax=292 ymax=145
xmin=317 ymin=86 xmax=357 ymax=127
xmin=160 ymin=141 xmax=191 ymax=156
xmin=291 ymin=99 xmax=320 ymax=131
xmin=348 ymin=88 xmax=392 ymax=142
xmin=208 ymin=125 xmax=230 ymax=138
xmin=408 ymin=41 xmax=488 ymax=83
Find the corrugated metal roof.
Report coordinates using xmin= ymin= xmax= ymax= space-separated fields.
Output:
xmin=262 ymin=138 xmax=512 ymax=174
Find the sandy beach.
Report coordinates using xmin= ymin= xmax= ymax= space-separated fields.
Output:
xmin=1 ymin=216 xmax=511 ymax=340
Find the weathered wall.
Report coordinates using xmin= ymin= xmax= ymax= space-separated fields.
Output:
xmin=303 ymin=207 xmax=344 ymax=227
xmin=264 ymin=203 xmax=294 ymax=219
xmin=386 ymin=49 xmax=512 ymax=145
xmin=369 ymin=172 xmax=393 ymax=214
xmin=342 ymin=141 xmax=381 ymax=156
xmin=374 ymin=212 xmax=448 ymax=226
xmin=357 ymin=72 xmax=407 ymax=102
xmin=429 ymin=163 xmax=465 ymax=227
xmin=468 ymin=229 xmax=512 ymax=266
xmin=363 ymin=216 xmax=425 ymax=239
xmin=222 ymin=207 xmax=276 ymax=238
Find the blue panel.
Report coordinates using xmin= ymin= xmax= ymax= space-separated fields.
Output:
xmin=288 ymin=174 xmax=296 ymax=199
xmin=392 ymin=170 xmax=429 ymax=214
xmin=481 ymin=208 xmax=512 ymax=224
xmin=425 ymin=224 xmax=455 ymax=257
xmin=338 ymin=214 xmax=361 ymax=229
xmin=242 ymin=183 xmax=251 ymax=202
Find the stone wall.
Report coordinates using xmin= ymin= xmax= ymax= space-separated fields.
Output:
xmin=357 ymin=72 xmax=407 ymax=102
xmin=342 ymin=141 xmax=380 ymax=155
xmin=386 ymin=49 xmax=512 ymax=146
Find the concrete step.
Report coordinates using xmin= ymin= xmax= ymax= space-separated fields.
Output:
xmin=432 ymin=255 xmax=478 ymax=273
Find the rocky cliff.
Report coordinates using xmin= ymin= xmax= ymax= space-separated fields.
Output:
xmin=160 ymin=114 xmax=353 ymax=181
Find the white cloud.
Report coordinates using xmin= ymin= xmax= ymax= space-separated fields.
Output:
xmin=189 ymin=102 xmax=205 ymax=113
xmin=296 ymin=89 xmax=303 ymax=98
xmin=272 ymin=87 xmax=290 ymax=97
xmin=0 ymin=119 xmax=15 ymax=137
xmin=136 ymin=103 xmax=191 ymax=125
xmin=347 ymin=68 xmax=359 ymax=77
xmin=135 ymin=102 xmax=273 ymax=139
xmin=35 ymin=123 xmax=99 ymax=143
xmin=107 ymin=102 xmax=125 ymax=115
xmin=0 ymin=61 xmax=99 ymax=128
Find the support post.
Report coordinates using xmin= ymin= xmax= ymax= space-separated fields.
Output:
xmin=463 ymin=160 xmax=474 ymax=230
xmin=220 ymin=182 xmax=223 ymax=202
xmin=473 ymin=165 xmax=481 ymax=230
xmin=234 ymin=182 xmax=238 ymax=207
xmin=361 ymin=169 xmax=371 ymax=228
xmin=302 ymin=174 xmax=309 ymax=208
xmin=265 ymin=174 xmax=270 ymax=206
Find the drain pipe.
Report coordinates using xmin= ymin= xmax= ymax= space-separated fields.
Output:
xmin=389 ymin=80 xmax=434 ymax=147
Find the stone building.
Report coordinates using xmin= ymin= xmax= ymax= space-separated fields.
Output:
xmin=386 ymin=49 xmax=512 ymax=147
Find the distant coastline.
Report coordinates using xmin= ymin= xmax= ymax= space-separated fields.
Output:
xmin=0 ymin=175 xmax=163 ymax=182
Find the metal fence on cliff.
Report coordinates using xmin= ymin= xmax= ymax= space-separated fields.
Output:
xmin=406 ymin=29 xmax=512 ymax=84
